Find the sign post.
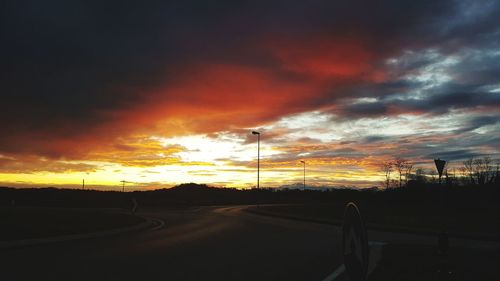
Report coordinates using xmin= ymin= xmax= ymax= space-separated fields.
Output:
xmin=131 ymin=198 xmax=138 ymax=215
xmin=342 ymin=202 xmax=369 ymax=281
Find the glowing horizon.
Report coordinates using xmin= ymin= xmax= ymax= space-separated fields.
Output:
xmin=1 ymin=1 xmax=499 ymax=189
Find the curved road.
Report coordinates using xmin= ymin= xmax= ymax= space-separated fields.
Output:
xmin=0 ymin=206 xmax=344 ymax=281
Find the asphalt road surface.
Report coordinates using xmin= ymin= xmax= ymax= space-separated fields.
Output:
xmin=1 ymin=206 xmax=345 ymax=281
xmin=2 ymin=205 xmax=499 ymax=281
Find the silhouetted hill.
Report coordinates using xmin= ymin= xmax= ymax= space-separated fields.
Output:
xmin=169 ymin=183 xmax=211 ymax=190
xmin=0 ymin=182 xmax=498 ymax=212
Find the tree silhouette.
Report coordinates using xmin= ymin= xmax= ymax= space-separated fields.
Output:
xmin=380 ymin=161 xmax=393 ymax=189
xmin=462 ymin=156 xmax=495 ymax=186
xmin=463 ymin=158 xmax=475 ymax=184
xmin=393 ymin=158 xmax=408 ymax=188
xmin=404 ymin=162 xmax=413 ymax=185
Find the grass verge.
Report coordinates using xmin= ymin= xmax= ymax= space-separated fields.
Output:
xmin=369 ymin=244 xmax=500 ymax=281
xmin=247 ymin=204 xmax=500 ymax=239
xmin=0 ymin=207 xmax=145 ymax=241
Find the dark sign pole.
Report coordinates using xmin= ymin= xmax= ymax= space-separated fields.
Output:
xmin=433 ymin=158 xmax=452 ymax=278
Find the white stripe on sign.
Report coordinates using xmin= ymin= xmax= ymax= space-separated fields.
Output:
xmin=322 ymin=264 xmax=345 ymax=281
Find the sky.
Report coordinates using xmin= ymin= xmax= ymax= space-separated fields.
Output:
xmin=1 ymin=0 xmax=499 ymax=190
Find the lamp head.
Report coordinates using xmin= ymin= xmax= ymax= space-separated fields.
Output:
xmin=252 ymin=131 xmax=260 ymax=135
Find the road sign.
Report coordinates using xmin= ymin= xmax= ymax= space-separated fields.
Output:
xmin=434 ymin=159 xmax=446 ymax=179
xmin=342 ymin=202 xmax=369 ymax=281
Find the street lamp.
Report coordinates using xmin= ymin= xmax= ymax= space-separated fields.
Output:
xmin=252 ymin=131 xmax=260 ymax=189
xmin=300 ymin=161 xmax=305 ymax=189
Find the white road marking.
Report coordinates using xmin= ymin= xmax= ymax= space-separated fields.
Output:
xmin=367 ymin=241 xmax=386 ymax=276
xmin=321 ymin=241 xmax=387 ymax=281
xmin=150 ymin=218 xmax=165 ymax=231
xmin=321 ymin=264 xmax=345 ymax=281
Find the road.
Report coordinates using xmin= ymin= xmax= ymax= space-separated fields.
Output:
xmin=2 ymin=205 xmax=499 ymax=281
xmin=0 ymin=205 xmax=344 ymax=281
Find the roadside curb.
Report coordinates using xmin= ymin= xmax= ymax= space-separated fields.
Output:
xmin=245 ymin=207 xmax=500 ymax=242
xmin=0 ymin=215 xmax=158 ymax=249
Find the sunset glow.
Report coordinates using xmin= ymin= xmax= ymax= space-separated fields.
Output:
xmin=1 ymin=0 xmax=499 ymax=190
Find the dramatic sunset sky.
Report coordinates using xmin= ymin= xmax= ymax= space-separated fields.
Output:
xmin=1 ymin=0 xmax=499 ymax=190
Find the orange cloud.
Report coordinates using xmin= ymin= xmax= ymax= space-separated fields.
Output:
xmin=84 ymin=137 xmax=214 ymax=167
xmin=0 ymin=35 xmax=388 ymax=168
xmin=109 ymin=38 xmax=386 ymax=138
xmin=0 ymin=156 xmax=98 ymax=174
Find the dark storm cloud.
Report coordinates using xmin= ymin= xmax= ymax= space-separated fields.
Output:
xmin=484 ymin=137 xmax=500 ymax=148
xmin=330 ymin=1 xmax=500 ymax=118
xmin=454 ymin=115 xmax=499 ymax=133
xmin=1 ymin=1 xmax=184 ymax=156
xmin=399 ymin=91 xmax=500 ymax=113
xmin=435 ymin=0 xmax=500 ymax=49
xmin=362 ymin=123 xmax=500 ymax=162
xmin=349 ymin=80 xmax=424 ymax=99
xmin=363 ymin=135 xmax=388 ymax=143
xmin=337 ymin=65 xmax=500 ymax=117
xmin=342 ymin=102 xmax=389 ymax=117
xmin=337 ymin=41 xmax=500 ymax=116
xmin=338 ymin=89 xmax=500 ymax=119
xmin=425 ymin=149 xmax=479 ymax=161
xmin=1 ymin=0 xmax=499 ymax=159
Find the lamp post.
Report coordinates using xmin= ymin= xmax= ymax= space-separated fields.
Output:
xmin=300 ymin=161 xmax=305 ymax=189
xmin=252 ymin=131 xmax=260 ymax=189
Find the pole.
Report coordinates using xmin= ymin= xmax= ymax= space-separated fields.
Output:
xmin=82 ymin=179 xmax=85 ymax=190
xmin=303 ymin=161 xmax=306 ymax=189
xmin=300 ymin=161 xmax=305 ymax=189
xmin=257 ymin=133 xmax=260 ymax=189
xmin=252 ymin=131 xmax=261 ymax=189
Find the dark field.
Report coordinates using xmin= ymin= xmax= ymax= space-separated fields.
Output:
xmin=369 ymin=244 xmax=500 ymax=281
xmin=0 ymin=207 xmax=144 ymax=241
xmin=0 ymin=184 xmax=499 ymax=281
xmin=1 ymin=183 xmax=500 ymax=240
xmin=248 ymin=200 xmax=500 ymax=239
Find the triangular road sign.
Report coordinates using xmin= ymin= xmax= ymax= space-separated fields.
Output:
xmin=434 ymin=159 xmax=446 ymax=178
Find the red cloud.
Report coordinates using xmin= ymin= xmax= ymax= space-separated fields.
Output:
xmin=267 ymin=37 xmax=387 ymax=82
xmin=1 ymin=36 xmax=387 ymax=161
xmin=115 ymin=37 xmax=386 ymax=135
xmin=122 ymin=63 xmax=326 ymax=133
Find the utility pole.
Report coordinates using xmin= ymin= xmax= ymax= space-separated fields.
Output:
xmin=121 ymin=180 xmax=126 ymax=192
xmin=82 ymin=179 xmax=85 ymax=190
